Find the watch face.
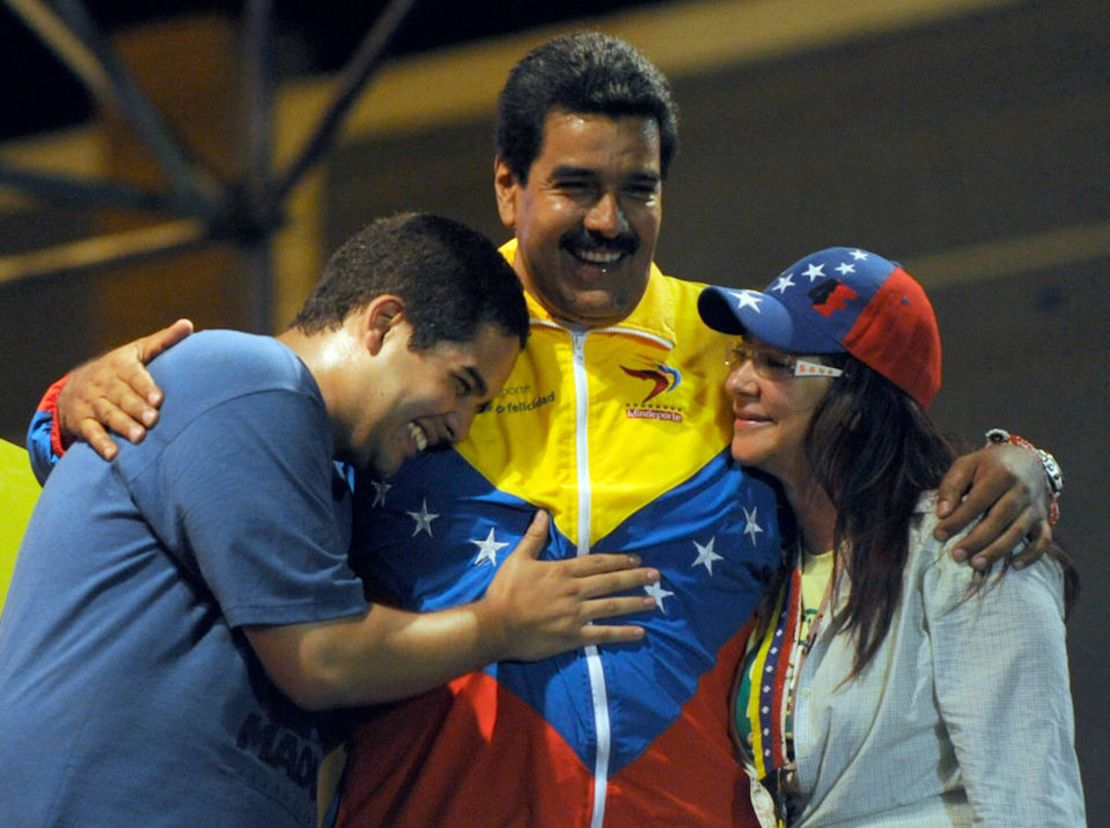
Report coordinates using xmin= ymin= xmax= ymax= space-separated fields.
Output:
xmin=1039 ymin=450 xmax=1064 ymax=493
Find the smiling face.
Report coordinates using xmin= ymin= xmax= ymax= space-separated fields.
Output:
xmin=349 ymin=320 xmax=519 ymax=478
xmin=724 ymin=337 xmax=836 ymax=488
xmin=495 ymin=110 xmax=663 ymax=328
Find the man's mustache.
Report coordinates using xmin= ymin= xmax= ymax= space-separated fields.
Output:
xmin=559 ymin=229 xmax=638 ymax=258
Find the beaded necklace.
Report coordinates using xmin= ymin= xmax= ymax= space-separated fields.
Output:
xmin=738 ymin=546 xmax=837 ymax=825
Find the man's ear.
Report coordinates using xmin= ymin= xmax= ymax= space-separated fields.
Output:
xmin=493 ymin=156 xmax=520 ymax=230
xmin=362 ymin=295 xmax=406 ymax=355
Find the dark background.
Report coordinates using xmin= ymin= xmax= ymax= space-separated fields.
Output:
xmin=0 ymin=0 xmax=667 ymax=139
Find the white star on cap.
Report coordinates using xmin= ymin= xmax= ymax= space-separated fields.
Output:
xmin=742 ymin=505 xmax=764 ymax=545
xmin=406 ymin=498 xmax=439 ymax=537
xmin=802 ymin=263 xmax=825 ymax=281
xmin=470 ymin=526 xmax=510 ymax=567
xmin=370 ymin=480 xmax=392 ymax=507
xmin=692 ymin=536 xmax=724 ymax=576
xmin=834 ymin=261 xmax=856 ymax=276
xmin=849 ymin=249 xmax=869 ymax=261
xmin=728 ymin=289 xmax=764 ymax=313
xmin=645 ymin=581 xmax=676 ymax=614
xmin=770 ymin=273 xmax=795 ymax=293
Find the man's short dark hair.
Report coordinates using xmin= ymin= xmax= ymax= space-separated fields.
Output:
xmin=495 ymin=32 xmax=679 ymax=184
xmin=290 ymin=213 xmax=529 ymax=349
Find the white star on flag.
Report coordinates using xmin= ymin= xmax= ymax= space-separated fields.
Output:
xmin=691 ymin=536 xmax=724 ymax=576
xmin=742 ymin=505 xmax=764 ymax=545
xmin=470 ymin=527 xmax=510 ymax=567
xmin=729 ymin=289 xmax=763 ymax=313
xmin=645 ymin=581 xmax=675 ymax=614
xmin=834 ymin=262 xmax=856 ymax=276
xmin=802 ymin=263 xmax=825 ymax=281
xmin=406 ymin=498 xmax=439 ymax=537
xmin=370 ymin=480 xmax=392 ymax=507
xmin=770 ymin=273 xmax=795 ymax=293
xmin=849 ymin=249 xmax=869 ymax=261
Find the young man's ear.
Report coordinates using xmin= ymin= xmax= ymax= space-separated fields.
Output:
xmin=362 ymin=295 xmax=406 ymax=355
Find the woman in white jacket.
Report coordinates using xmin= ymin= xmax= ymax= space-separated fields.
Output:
xmin=697 ymin=247 xmax=1083 ymax=827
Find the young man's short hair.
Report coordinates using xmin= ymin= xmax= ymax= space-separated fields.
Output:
xmin=290 ymin=212 xmax=529 ymax=350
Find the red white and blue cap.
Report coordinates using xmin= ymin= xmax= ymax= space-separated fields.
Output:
xmin=698 ymin=247 xmax=942 ymax=407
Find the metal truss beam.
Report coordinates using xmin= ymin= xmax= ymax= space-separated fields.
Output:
xmin=0 ymin=161 xmax=185 ymax=215
xmin=1 ymin=0 xmax=420 ymax=330
xmin=274 ymin=0 xmax=420 ymax=202
xmin=0 ymin=220 xmax=211 ymax=286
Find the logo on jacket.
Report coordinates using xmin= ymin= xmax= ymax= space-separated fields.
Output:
xmin=620 ymin=363 xmax=681 ymax=403
xmin=621 ymin=362 xmax=683 ymax=423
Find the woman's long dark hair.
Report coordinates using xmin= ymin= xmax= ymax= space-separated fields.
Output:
xmin=749 ymin=356 xmax=1078 ymax=677
xmin=805 ymin=358 xmax=956 ymax=677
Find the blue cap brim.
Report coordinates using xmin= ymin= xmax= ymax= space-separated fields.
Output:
xmin=698 ymin=285 xmax=840 ymax=353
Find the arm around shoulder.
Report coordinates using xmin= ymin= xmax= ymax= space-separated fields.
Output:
xmin=24 ymin=320 xmax=194 ymax=478
xmin=934 ymin=431 xmax=1062 ymax=570
xmin=26 ymin=376 xmax=69 ymax=484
